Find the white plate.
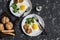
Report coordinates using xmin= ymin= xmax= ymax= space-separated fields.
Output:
xmin=9 ymin=0 xmax=32 ymax=17
xmin=21 ymin=14 xmax=45 ymax=37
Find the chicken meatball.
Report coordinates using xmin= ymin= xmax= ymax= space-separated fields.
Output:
xmin=6 ymin=22 xmax=13 ymax=30
xmin=23 ymin=23 xmax=29 ymax=30
xmin=26 ymin=28 xmax=32 ymax=34
xmin=14 ymin=0 xmax=23 ymax=3
xmin=0 ymin=23 xmax=4 ymax=31
xmin=2 ymin=16 xmax=10 ymax=24
xmin=19 ymin=0 xmax=23 ymax=3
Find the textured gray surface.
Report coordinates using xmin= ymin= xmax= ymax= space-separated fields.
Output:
xmin=0 ymin=0 xmax=60 ymax=40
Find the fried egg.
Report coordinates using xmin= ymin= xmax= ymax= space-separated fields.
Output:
xmin=20 ymin=5 xmax=26 ymax=10
xmin=16 ymin=0 xmax=30 ymax=14
xmin=32 ymin=23 xmax=39 ymax=30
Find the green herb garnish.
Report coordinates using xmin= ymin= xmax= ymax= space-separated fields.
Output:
xmin=25 ymin=17 xmax=35 ymax=25
xmin=11 ymin=3 xmax=19 ymax=13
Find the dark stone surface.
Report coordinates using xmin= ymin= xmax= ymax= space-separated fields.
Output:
xmin=0 ymin=0 xmax=60 ymax=40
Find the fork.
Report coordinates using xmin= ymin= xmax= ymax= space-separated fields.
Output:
xmin=34 ymin=15 xmax=47 ymax=35
xmin=20 ymin=7 xmax=31 ymax=17
xmin=25 ymin=7 xmax=31 ymax=12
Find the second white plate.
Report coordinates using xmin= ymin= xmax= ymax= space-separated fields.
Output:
xmin=21 ymin=14 xmax=45 ymax=37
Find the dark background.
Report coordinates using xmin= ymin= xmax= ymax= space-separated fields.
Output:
xmin=0 ymin=0 xmax=60 ymax=40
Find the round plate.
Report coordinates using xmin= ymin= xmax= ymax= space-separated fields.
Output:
xmin=9 ymin=0 xmax=32 ymax=17
xmin=21 ymin=14 xmax=45 ymax=37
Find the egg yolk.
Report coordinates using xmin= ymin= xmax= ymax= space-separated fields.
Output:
xmin=20 ymin=5 xmax=26 ymax=10
xmin=32 ymin=23 xmax=38 ymax=30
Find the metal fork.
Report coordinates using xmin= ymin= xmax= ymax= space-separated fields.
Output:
xmin=34 ymin=15 xmax=47 ymax=35
xmin=25 ymin=7 xmax=31 ymax=12
xmin=19 ymin=7 xmax=31 ymax=17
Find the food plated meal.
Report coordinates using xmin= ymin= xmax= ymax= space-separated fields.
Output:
xmin=23 ymin=17 xmax=39 ymax=34
xmin=9 ymin=0 xmax=32 ymax=17
xmin=22 ymin=14 xmax=45 ymax=36
xmin=0 ymin=16 xmax=15 ymax=36
xmin=11 ymin=0 xmax=30 ymax=13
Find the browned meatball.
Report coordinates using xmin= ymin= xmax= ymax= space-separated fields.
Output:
xmin=26 ymin=28 xmax=32 ymax=34
xmin=14 ymin=0 xmax=24 ymax=3
xmin=23 ymin=23 xmax=29 ymax=30
xmin=0 ymin=23 xmax=4 ymax=31
xmin=6 ymin=22 xmax=13 ymax=30
xmin=2 ymin=16 xmax=10 ymax=24
xmin=23 ymin=23 xmax=32 ymax=34
xmin=19 ymin=0 xmax=23 ymax=3
xmin=14 ymin=0 xmax=18 ymax=3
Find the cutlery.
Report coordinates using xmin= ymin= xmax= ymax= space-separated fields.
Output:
xmin=34 ymin=16 xmax=47 ymax=35
xmin=23 ymin=7 xmax=31 ymax=17
xmin=25 ymin=7 xmax=31 ymax=12
xmin=20 ymin=7 xmax=31 ymax=17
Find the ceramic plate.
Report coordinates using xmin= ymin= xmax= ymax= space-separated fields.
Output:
xmin=21 ymin=14 xmax=45 ymax=36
